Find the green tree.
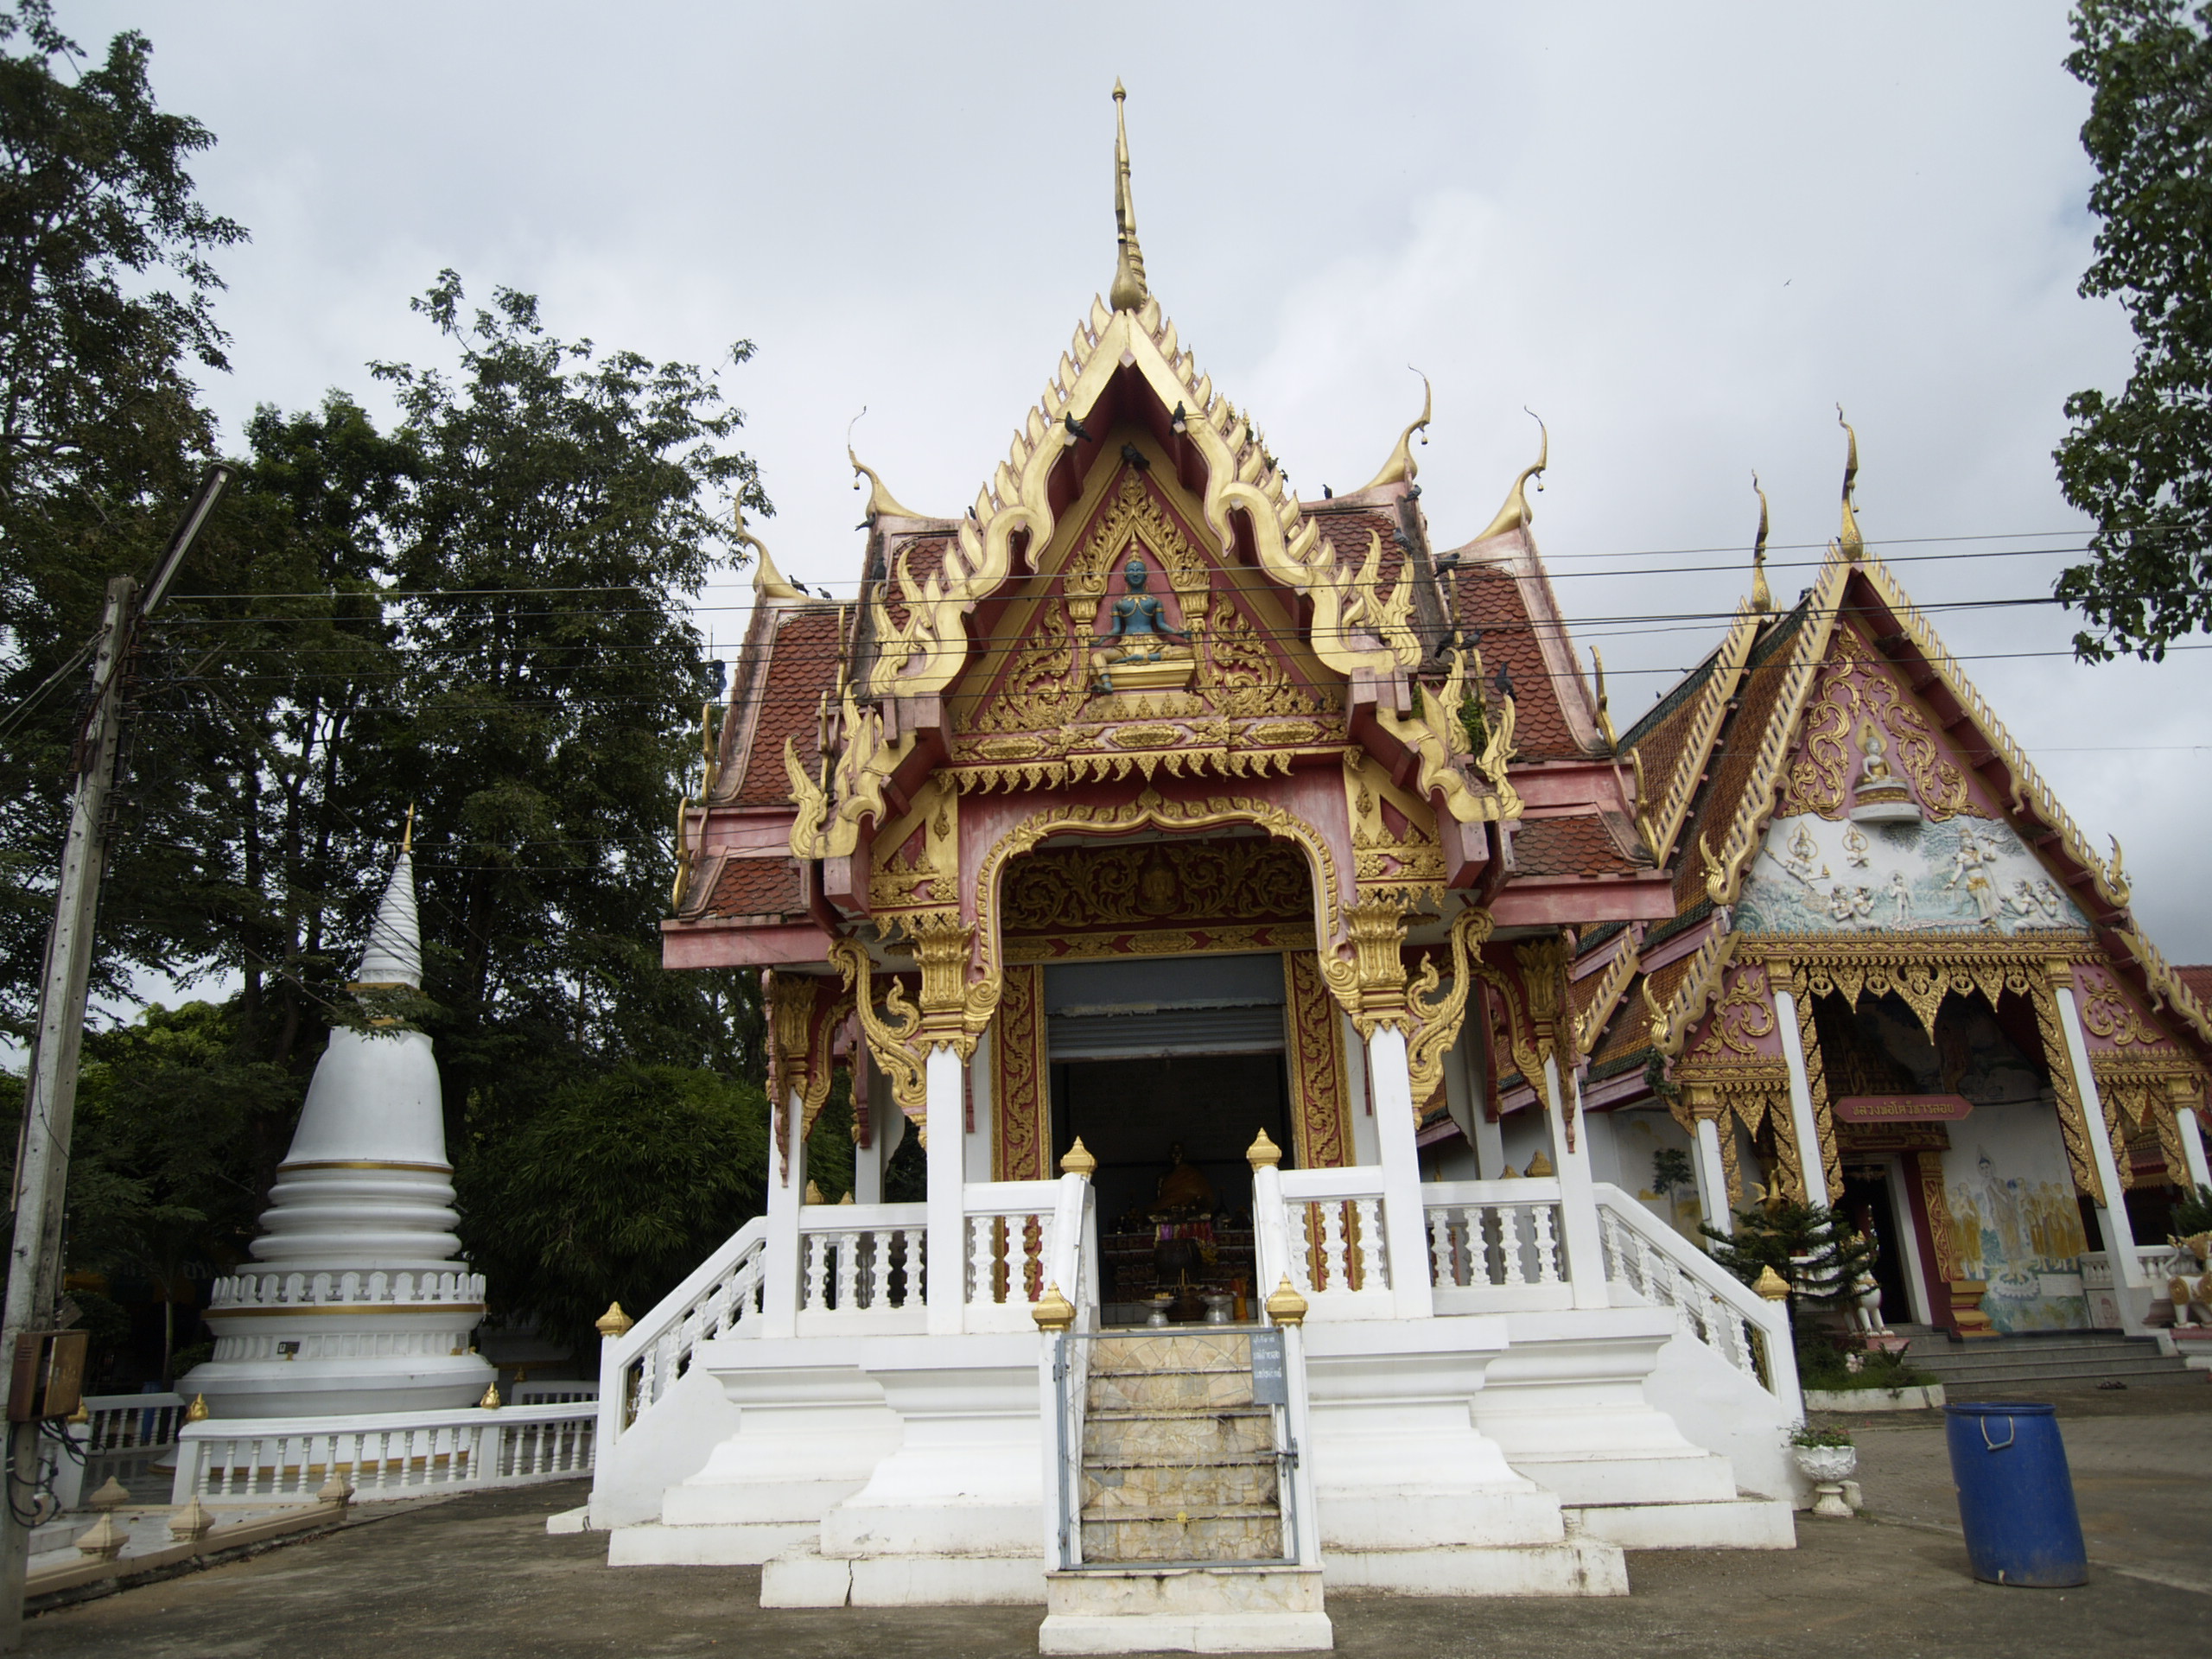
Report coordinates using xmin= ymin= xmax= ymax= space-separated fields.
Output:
xmin=2055 ymin=1 xmax=2212 ymax=659
xmin=454 ymin=1064 xmax=770 ymax=1354
xmin=0 ymin=0 xmax=245 ymax=1025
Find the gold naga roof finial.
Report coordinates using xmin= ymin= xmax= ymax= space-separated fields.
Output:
xmin=847 ymin=409 xmax=929 ymax=522
xmin=1834 ymin=404 xmax=1864 ymax=563
xmin=737 ymin=502 xmax=807 ymax=602
xmin=1356 ymin=369 xmax=1433 ymax=493
xmin=1109 ymin=80 xmax=1149 ymax=313
xmin=1474 ymin=408 xmax=1548 ymax=543
xmin=1590 ymin=646 xmax=1618 ymax=752
xmin=1750 ymin=470 xmax=1773 ymax=613
xmin=401 ymin=802 xmax=416 ymax=855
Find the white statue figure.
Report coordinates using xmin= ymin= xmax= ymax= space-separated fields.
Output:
xmin=1781 ymin=821 xmax=1830 ymax=886
xmin=1945 ymin=828 xmax=2001 ymax=924
xmin=1840 ymin=823 xmax=1872 ymax=868
xmin=1847 ymin=1263 xmax=1891 ymax=1338
xmin=1888 ymin=869 xmax=1914 ymax=925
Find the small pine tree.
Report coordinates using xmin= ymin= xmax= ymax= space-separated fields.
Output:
xmin=1700 ymin=1198 xmax=1876 ymax=1314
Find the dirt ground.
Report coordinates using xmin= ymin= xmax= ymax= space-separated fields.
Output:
xmin=22 ymin=1384 xmax=2209 ymax=1658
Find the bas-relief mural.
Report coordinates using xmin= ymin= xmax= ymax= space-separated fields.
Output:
xmin=1736 ymin=813 xmax=2086 ymax=938
xmin=1938 ymin=1108 xmax=2092 ymax=1333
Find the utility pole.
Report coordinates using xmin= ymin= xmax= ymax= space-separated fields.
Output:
xmin=0 ymin=467 xmax=230 ymax=1645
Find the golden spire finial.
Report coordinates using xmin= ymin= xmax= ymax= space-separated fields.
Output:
xmin=1109 ymin=81 xmax=1149 ymax=313
xmin=737 ymin=504 xmax=806 ymax=602
xmin=1474 ymin=409 xmax=1548 ymax=543
xmin=1590 ymin=647 xmax=1618 ymax=752
xmin=1834 ymin=405 xmax=1863 ymax=563
xmin=1750 ymin=470 xmax=1773 ymax=612
xmin=401 ymin=802 xmax=415 ymax=855
xmin=1356 ymin=369 xmax=1433 ymax=493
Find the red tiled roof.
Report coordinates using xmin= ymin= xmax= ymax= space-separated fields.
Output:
xmin=880 ymin=534 xmax=950 ymax=632
xmin=734 ymin=608 xmax=842 ymax=807
xmin=2178 ymin=965 xmax=2212 ymax=1006
xmin=700 ymin=855 xmax=806 ymax=920
xmin=1669 ymin=620 xmax=1799 ymax=912
xmin=1511 ymin=813 xmax=1642 ymax=878
xmin=1455 ymin=563 xmax=1580 ymax=762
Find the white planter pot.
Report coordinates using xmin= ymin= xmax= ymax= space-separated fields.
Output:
xmin=1792 ymin=1443 xmax=1858 ymax=1516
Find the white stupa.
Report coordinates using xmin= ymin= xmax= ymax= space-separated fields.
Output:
xmin=182 ymin=830 xmax=495 ymax=1417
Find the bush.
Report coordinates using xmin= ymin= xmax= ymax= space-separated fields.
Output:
xmin=2170 ymin=1185 xmax=2212 ymax=1239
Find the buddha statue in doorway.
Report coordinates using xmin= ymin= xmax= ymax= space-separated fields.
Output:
xmin=1147 ymin=1141 xmax=1217 ymax=1218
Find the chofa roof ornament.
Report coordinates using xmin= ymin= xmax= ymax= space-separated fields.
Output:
xmin=1834 ymin=404 xmax=1864 ymax=563
xmin=738 ymin=505 xmax=808 ymax=603
xmin=1356 ymin=370 xmax=1433 ymax=494
xmin=1750 ymin=470 xmax=1773 ymax=613
xmin=1474 ymin=409 xmax=1548 ymax=543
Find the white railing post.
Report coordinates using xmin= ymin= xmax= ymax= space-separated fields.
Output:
xmin=1252 ymin=1162 xmax=1289 ymax=1298
xmin=1277 ymin=1319 xmax=1322 ymax=1570
xmin=1772 ymin=987 xmax=1830 ymax=1205
xmin=2051 ymin=979 xmax=2145 ymax=1287
xmin=925 ymin=1046 xmax=968 ymax=1335
xmin=1542 ymin=1057 xmax=1609 ymax=1309
xmin=760 ymin=1086 xmax=807 ymax=1337
xmin=2178 ymin=1103 xmax=2212 ymax=1192
xmin=1363 ymin=1025 xmax=1436 ymax=1319
xmin=1692 ymin=1114 xmax=1731 ymax=1236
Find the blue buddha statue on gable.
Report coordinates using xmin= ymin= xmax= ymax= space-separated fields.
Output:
xmin=1091 ymin=554 xmax=1191 ymax=692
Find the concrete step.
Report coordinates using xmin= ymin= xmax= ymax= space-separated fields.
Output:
xmin=1078 ymin=1503 xmax=1286 ymax=1564
xmin=1087 ymin=1332 xmax=1251 ymax=1378
xmin=1040 ymin=1564 xmax=1330 ymax=1655
xmin=1083 ymin=1455 xmax=1278 ymax=1512
xmin=1084 ymin=1365 xmax=1255 ymax=1414
xmin=1083 ymin=1406 xmax=1274 ymax=1463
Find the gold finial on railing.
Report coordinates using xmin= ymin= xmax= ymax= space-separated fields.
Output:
xmin=1754 ymin=1265 xmax=1790 ymax=1302
xmin=186 ymin=1393 xmax=209 ymax=1423
xmin=1263 ymin=1275 xmax=1309 ymax=1327
xmin=1059 ymin=1137 xmax=1097 ymax=1180
xmin=479 ymin=1382 xmax=501 ymax=1410
xmin=804 ymin=1179 xmax=825 ymax=1205
xmin=1032 ymin=1282 xmax=1077 ymax=1332
xmin=594 ymin=1301 xmax=634 ymax=1340
xmin=1246 ymin=1128 xmax=1282 ymax=1170
xmin=1526 ymin=1149 xmax=1555 ymax=1178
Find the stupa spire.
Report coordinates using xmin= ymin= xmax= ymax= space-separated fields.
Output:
xmin=1109 ymin=80 xmax=1149 ymax=313
xmin=353 ymin=829 xmax=423 ymax=990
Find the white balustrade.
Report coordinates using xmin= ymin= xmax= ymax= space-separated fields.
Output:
xmin=796 ymin=1202 xmax=927 ymax=1332
xmin=1268 ymin=1166 xmax=1395 ymax=1319
xmin=1421 ymin=1179 xmax=1575 ymax=1313
xmin=207 ymin=1268 xmax=486 ymax=1309
xmin=511 ymin=1379 xmax=598 ymax=1405
xmin=962 ymin=1181 xmax=1063 ymax=1331
xmin=170 ymin=1403 xmax=593 ymax=1505
xmin=80 ymin=1391 xmax=186 ymax=1455
xmin=2080 ymin=1245 xmax=2190 ymax=1292
xmin=1593 ymin=1183 xmax=1798 ymax=1405
xmin=599 ymin=1216 xmax=768 ymax=1453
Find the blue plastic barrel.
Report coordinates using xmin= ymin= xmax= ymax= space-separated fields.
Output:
xmin=1943 ymin=1402 xmax=2088 ymax=1587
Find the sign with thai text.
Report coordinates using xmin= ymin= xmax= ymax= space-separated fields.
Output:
xmin=1834 ymin=1094 xmax=1973 ymax=1123
xmin=1249 ymin=1329 xmax=1287 ymax=1406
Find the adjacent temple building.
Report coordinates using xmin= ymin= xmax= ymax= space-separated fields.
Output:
xmin=593 ymin=88 xmax=2212 ymax=1649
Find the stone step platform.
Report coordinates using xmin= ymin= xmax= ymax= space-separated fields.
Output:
xmin=1904 ymin=1331 xmax=2201 ymax=1391
xmin=1039 ymin=1563 xmax=1330 ymax=1655
xmin=1082 ymin=1405 xmax=1274 ymax=1463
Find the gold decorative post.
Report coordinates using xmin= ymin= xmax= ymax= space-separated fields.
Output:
xmin=1753 ymin=1265 xmax=1790 ymax=1301
xmin=594 ymin=1301 xmax=634 ymax=1340
xmin=1109 ymin=82 xmax=1148 ymax=313
xmin=1246 ymin=1128 xmax=1282 ymax=1170
xmin=1032 ymin=1282 xmax=1077 ymax=1332
xmin=1059 ymin=1137 xmax=1097 ymax=1180
xmin=1264 ymin=1276 xmax=1309 ymax=1326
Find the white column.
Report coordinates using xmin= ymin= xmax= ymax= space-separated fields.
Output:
xmin=1541 ymin=1056 xmax=1610 ymax=1309
xmin=924 ymin=1045 xmax=969 ymax=1334
xmin=852 ymin=1054 xmax=884 ymax=1205
xmin=1363 ymin=1026 xmax=1436 ymax=1319
xmin=760 ymin=1087 xmax=806 ymax=1338
xmin=1454 ymin=1022 xmax=1506 ymax=1178
xmin=965 ymin=1032 xmax=995 ymax=1184
xmin=2052 ymin=982 xmax=2145 ymax=1287
xmin=1771 ymin=988 xmax=1829 ymax=1205
xmin=2178 ymin=1104 xmax=2212 ymax=1193
xmin=1692 ymin=1115 xmax=1731 ymax=1236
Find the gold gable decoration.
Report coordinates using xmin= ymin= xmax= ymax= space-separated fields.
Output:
xmin=1285 ymin=950 xmax=1356 ymax=1168
xmin=1779 ymin=621 xmax=1980 ymax=822
xmin=993 ymin=965 xmax=1050 ymax=1182
xmin=865 ymin=296 xmax=1426 ymax=703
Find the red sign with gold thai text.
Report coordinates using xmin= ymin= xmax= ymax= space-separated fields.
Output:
xmin=1833 ymin=1094 xmax=1972 ymax=1123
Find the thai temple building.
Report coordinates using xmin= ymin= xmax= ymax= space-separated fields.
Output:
xmin=588 ymin=89 xmax=2212 ymax=1649
xmin=181 ymin=837 xmax=495 ymax=1418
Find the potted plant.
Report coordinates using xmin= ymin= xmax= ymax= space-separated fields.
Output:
xmin=1790 ymin=1424 xmax=1858 ymax=1517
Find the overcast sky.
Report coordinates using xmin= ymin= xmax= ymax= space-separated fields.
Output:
xmin=64 ymin=1 xmax=2212 ymax=962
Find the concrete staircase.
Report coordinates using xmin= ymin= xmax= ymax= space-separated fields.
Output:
xmin=1042 ymin=1330 xmax=1330 ymax=1655
xmin=1905 ymin=1330 xmax=2202 ymax=1395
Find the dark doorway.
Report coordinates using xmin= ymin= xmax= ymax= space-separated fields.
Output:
xmin=1841 ymin=1164 xmax=1913 ymax=1325
xmin=1052 ymin=1052 xmax=1291 ymax=1318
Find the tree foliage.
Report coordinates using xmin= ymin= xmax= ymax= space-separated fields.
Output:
xmin=2055 ymin=1 xmax=2212 ymax=659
